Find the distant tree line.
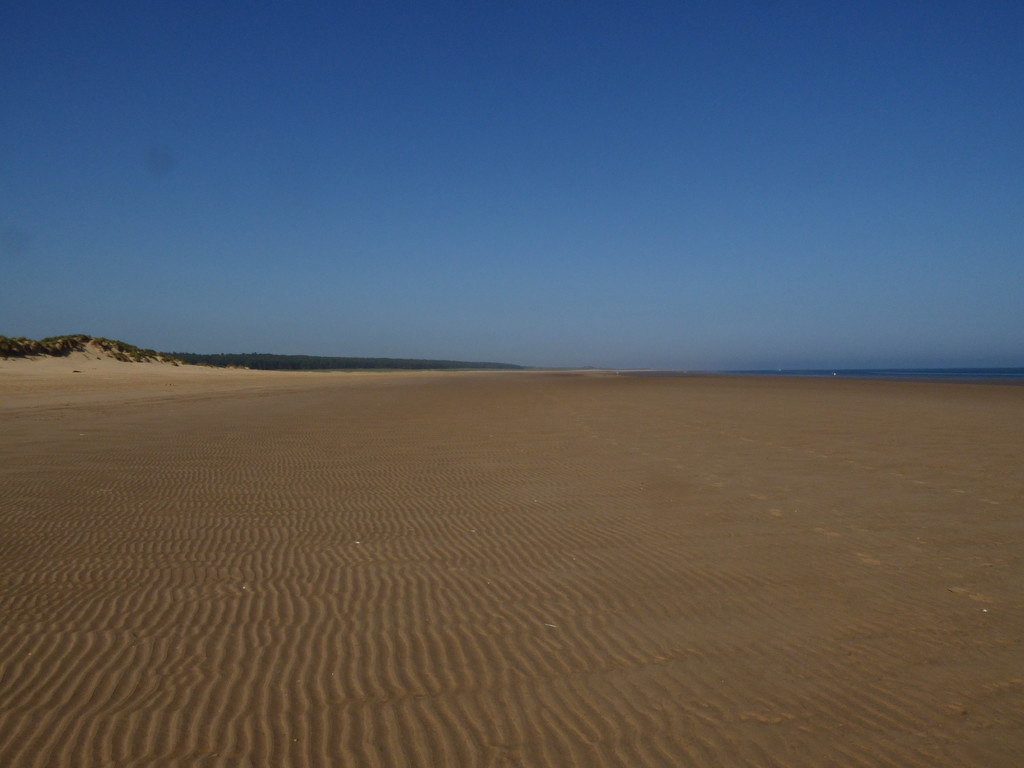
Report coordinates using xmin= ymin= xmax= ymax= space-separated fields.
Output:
xmin=167 ymin=352 xmax=524 ymax=371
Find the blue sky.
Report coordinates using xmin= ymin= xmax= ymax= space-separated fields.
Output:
xmin=2 ymin=1 xmax=1022 ymax=369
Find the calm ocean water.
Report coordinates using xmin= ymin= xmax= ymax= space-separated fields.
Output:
xmin=629 ymin=368 xmax=1024 ymax=383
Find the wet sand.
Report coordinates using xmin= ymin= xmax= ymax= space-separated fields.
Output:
xmin=2 ymin=363 xmax=1023 ymax=766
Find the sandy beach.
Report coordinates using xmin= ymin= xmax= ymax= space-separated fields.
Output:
xmin=1 ymin=359 xmax=1022 ymax=767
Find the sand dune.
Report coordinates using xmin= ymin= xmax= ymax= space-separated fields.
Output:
xmin=1 ymin=368 xmax=1022 ymax=766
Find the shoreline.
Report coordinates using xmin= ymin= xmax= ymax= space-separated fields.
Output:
xmin=622 ymin=368 xmax=1024 ymax=385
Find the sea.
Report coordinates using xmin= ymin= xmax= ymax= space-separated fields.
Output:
xmin=628 ymin=368 xmax=1024 ymax=383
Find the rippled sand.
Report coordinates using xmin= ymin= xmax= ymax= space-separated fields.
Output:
xmin=2 ymin=362 xmax=1022 ymax=766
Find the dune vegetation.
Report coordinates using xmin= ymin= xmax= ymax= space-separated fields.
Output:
xmin=0 ymin=334 xmax=180 ymax=364
xmin=1 ymin=335 xmax=523 ymax=370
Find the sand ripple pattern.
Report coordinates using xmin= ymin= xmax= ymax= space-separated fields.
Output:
xmin=2 ymin=373 xmax=1023 ymax=766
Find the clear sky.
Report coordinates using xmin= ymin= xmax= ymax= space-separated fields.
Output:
xmin=2 ymin=1 xmax=1022 ymax=369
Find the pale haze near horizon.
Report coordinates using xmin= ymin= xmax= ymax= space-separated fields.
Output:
xmin=2 ymin=1 xmax=1022 ymax=370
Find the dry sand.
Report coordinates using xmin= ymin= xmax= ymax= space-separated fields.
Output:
xmin=1 ymin=359 xmax=1022 ymax=767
